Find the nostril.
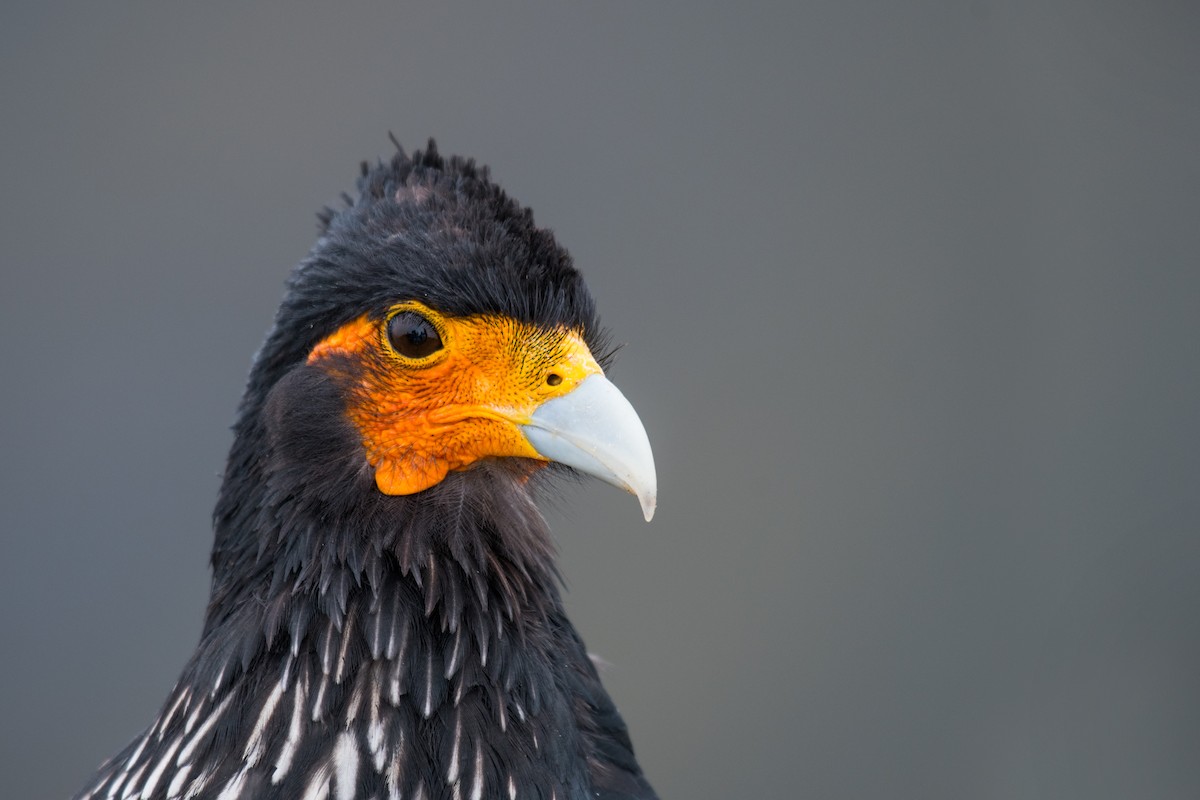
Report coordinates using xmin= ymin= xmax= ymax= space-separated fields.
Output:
xmin=546 ymin=373 xmax=563 ymax=387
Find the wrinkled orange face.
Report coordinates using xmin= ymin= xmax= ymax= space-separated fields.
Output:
xmin=307 ymin=301 xmax=603 ymax=495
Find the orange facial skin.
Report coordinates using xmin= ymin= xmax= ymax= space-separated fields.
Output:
xmin=307 ymin=301 xmax=603 ymax=496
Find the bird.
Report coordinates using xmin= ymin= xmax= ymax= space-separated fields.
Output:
xmin=73 ymin=139 xmax=659 ymax=800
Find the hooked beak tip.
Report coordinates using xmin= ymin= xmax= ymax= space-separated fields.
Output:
xmin=639 ymin=492 xmax=656 ymax=522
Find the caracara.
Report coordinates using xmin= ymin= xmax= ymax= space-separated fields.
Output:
xmin=74 ymin=140 xmax=658 ymax=800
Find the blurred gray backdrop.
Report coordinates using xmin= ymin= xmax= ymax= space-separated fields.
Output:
xmin=3 ymin=2 xmax=1198 ymax=798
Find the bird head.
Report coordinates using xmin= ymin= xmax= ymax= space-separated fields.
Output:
xmin=214 ymin=141 xmax=654 ymax=592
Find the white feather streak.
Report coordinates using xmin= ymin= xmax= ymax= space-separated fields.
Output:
xmin=138 ymin=735 xmax=182 ymax=799
xmin=312 ymin=673 xmax=329 ymax=722
xmin=214 ymin=769 xmax=247 ymax=800
xmin=333 ymin=732 xmax=360 ymax=800
xmin=335 ymin=614 xmax=355 ymax=684
xmin=371 ymin=602 xmax=384 ymax=659
xmin=182 ymin=702 xmax=204 ymax=735
xmin=385 ymin=592 xmax=402 ymax=659
xmin=165 ymin=764 xmax=192 ymax=800
xmin=368 ymin=682 xmax=387 ymax=772
xmin=422 ymin=653 xmax=434 ymax=718
xmin=272 ymin=673 xmax=308 ymax=783
xmin=299 ymin=766 xmax=331 ymax=800
xmin=118 ymin=763 xmax=147 ymax=800
xmin=156 ymin=688 xmax=190 ymax=741
xmin=470 ymin=741 xmax=484 ymax=800
xmin=385 ymin=737 xmax=405 ymax=800
xmin=321 ymin=620 xmax=336 ymax=674
xmin=181 ymin=766 xmax=212 ymax=800
xmin=446 ymin=629 xmax=461 ymax=678
xmin=244 ymin=678 xmax=286 ymax=766
xmin=447 ymin=712 xmax=462 ymax=782
xmin=176 ymin=695 xmax=232 ymax=766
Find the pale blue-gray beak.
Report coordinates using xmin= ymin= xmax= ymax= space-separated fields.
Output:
xmin=521 ymin=374 xmax=657 ymax=521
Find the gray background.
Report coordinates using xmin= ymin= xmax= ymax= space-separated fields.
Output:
xmin=2 ymin=3 xmax=1198 ymax=798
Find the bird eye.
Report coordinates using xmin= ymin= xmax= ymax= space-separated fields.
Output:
xmin=387 ymin=310 xmax=443 ymax=359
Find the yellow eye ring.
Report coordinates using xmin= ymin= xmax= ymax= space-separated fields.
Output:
xmin=381 ymin=301 xmax=450 ymax=365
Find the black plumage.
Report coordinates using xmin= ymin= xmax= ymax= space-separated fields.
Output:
xmin=74 ymin=141 xmax=657 ymax=800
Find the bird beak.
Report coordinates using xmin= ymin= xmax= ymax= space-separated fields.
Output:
xmin=520 ymin=374 xmax=657 ymax=521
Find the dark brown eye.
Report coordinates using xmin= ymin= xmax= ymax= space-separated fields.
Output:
xmin=387 ymin=310 xmax=443 ymax=359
